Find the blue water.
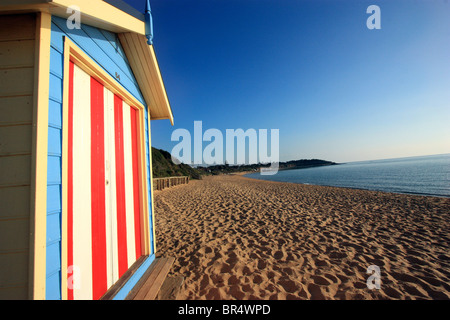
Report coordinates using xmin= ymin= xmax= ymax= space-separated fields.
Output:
xmin=246 ymin=154 xmax=450 ymax=198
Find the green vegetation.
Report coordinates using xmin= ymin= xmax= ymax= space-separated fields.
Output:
xmin=196 ymin=159 xmax=337 ymax=175
xmin=278 ymin=159 xmax=338 ymax=170
xmin=151 ymin=148 xmax=202 ymax=179
xmin=151 ymin=147 xmax=338 ymax=179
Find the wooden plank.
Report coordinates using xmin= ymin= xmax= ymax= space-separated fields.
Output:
xmin=0 ymin=125 xmax=32 ymax=156
xmin=124 ymin=257 xmax=159 ymax=300
xmin=71 ymin=63 xmax=92 ymax=300
xmin=0 ymin=186 xmax=30 ymax=219
xmin=29 ymin=11 xmax=51 ymax=300
xmin=156 ymin=276 xmax=184 ymax=300
xmin=153 ymin=176 xmax=189 ymax=190
xmin=0 ymin=40 xmax=35 ymax=69
xmin=0 ymin=218 xmax=30 ymax=253
xmin=61 ymin=37 xmax=145 ymax=112
xmin=0 ymin=67 xmax=34 ymax=97
xmin=129 ymin=258 xmax=165 ymax=300
xmin=118 ymin=33 xmax=162 ymax=118
xmin=0 ymin=96 xmax=33 ymax=126
xmin=99 ymin=29 xmax=128 ymax=61
xmin=0 ymin=14 xmax=36 ymax=301
xmin=147 ymin=43 xmax=173 ymax=124
xmin=146 ymin=112 xmax=156 ymax=255
xmin=122 ymin=101 xmax=137 ymax=267
xmin=117 ymin=33 xmax=174 ymax=123
xmin=0 ymin=155 xmax=31 ymax=187
xmin=51 ymin=17 xmax=145 ymax=104
xmin=81 ymin=24 xmax=138 ymax=87
xmin=0 ymin=0 xmax=146 ymax=36
xmin=100 ymin=255 xmax=147 ymax=300
xmin=51 ymin=0 xmax=146 ymax=35
xmin=0 ymin=0 xmax=47 ymax=7
xmin=0 ymin=14 xmax=35 ymax=41
xmin=143 ymin=257 xmax=174 ymax=300
xmin=136 ymin=35 xmax=168 ymax=120
xmin=130 ymin=257 xmax=174 ymax=300
xmin=0 ymin=251 xmax=29 ymax=300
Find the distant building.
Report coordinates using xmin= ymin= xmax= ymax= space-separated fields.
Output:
xmin=0 ymin=0 xmax=173 ymax=299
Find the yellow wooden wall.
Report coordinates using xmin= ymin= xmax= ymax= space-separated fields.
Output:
xmin=0 ymin=14 xmax=36 ymax=299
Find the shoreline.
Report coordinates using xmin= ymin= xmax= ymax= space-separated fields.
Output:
xmin=242 ymin=172 xmax=450 ymax=199
xmin=154 ymin=174 xmax=450 ymax=300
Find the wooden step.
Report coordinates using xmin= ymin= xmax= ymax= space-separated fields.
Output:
xmin=101 ymin=255 xmax=147 ymax=300
xmin=156 ymin=275 xmax=184 ymax=300
xmin=126 ymin=257 xmax=175 ymax=300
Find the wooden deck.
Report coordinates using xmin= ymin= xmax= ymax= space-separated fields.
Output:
xmin=156 ymin=275 xmax=184 ymax=300
xmin=126 ymin=257 xmax=175 ymax=300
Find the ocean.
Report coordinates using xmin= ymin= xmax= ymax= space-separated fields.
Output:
xmin=246 ymin=153 xmax=450 ymax=198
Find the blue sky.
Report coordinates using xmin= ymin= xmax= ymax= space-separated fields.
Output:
xmin=124 ymin=0 xmax=450 ymax=163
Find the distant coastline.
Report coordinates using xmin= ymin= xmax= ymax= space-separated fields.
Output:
xmin=197 ymin=159 xmax=338 ymax=176
xmin=151 ymin=147 xmax=338 ymax=178
xmin=276 ymin=159 xmax=339 ymax=171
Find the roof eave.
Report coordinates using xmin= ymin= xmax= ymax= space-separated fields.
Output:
xmin=0 ymin=0 xmax=145 ymax=34
xmin=0 ymin=0 xmax=174 ymax=124
xmin=119 ymin=33 xmax=174 ymax=125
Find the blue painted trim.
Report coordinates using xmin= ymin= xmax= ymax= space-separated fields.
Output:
xmin=144 ymin=107 xmax=154 ymax=253
xmin=45 ymin=24 xmax=64 ymax=299
xmin=145 ymin=0 xmax=153 ymax=45
xmin=112 ymin=254 xmax=156 ymax=300
xmin=51 ymin=16 xmax=145 ymax=105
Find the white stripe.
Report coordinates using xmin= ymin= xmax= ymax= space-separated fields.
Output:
xmin=72 ymin=64 xmax=93 ymax=300
xmin=108 ymin=92 xmax=119 ymax=284
xmin=122 ymin=101 xmax=137 ymax=267
xmin=103 ymin=87 xmax=114 ymax=289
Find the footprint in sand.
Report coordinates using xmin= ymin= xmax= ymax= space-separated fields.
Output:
xmin=273 ymin=250 xmax=284 ymax=260
xmin=307 ymin=283 xmax=326 ymax=300
xmin=279 ymin=278 xmax=299 ymax=294
xmin=311 ymin=275 xmax=332 ymax=286
xmin=257 ymin=259 xmax=267 ymax=270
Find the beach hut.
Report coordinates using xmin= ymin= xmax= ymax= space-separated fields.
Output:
xmin=0 ymin=0 xmax=174 ymax=299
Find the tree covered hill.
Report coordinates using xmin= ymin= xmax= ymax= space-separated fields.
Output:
xmin=151 ymin=148 xmax=202 ymax=179
xmin=151 ymin=147 xmax=338 ymax=179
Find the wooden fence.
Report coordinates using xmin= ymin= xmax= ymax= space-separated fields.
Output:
xmin=153 ymin=176 xmax=189 ymax=191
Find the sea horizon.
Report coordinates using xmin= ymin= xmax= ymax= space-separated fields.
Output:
xmin=246 ymin=153 xmax=450 ymax=198
xmin=339 ymin=152 xmax=450 ymax=165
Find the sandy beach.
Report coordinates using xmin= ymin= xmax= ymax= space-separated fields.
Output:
xmin=154 ymin=174 xmax=450 ymax=300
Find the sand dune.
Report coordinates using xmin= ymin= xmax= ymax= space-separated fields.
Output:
xmin=154 ymin=174 xmax=450 ymax=300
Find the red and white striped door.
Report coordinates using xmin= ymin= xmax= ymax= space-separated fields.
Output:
xmin=67 ymin=61 xmax=142 ymax=300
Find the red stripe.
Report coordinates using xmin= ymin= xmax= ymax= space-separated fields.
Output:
xmin=90 ymin=77 xmax=107 ymax=299
xmin=67 ymin=61 xmax=74 ymax=300
xmin=114 ymin=95 xmax=128 ymax=277
xmin=130 ymin=107 xmax=142 ymax=258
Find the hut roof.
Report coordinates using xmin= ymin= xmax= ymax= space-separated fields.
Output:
xmin=0 ymin=0 xmax=174 ymax=125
